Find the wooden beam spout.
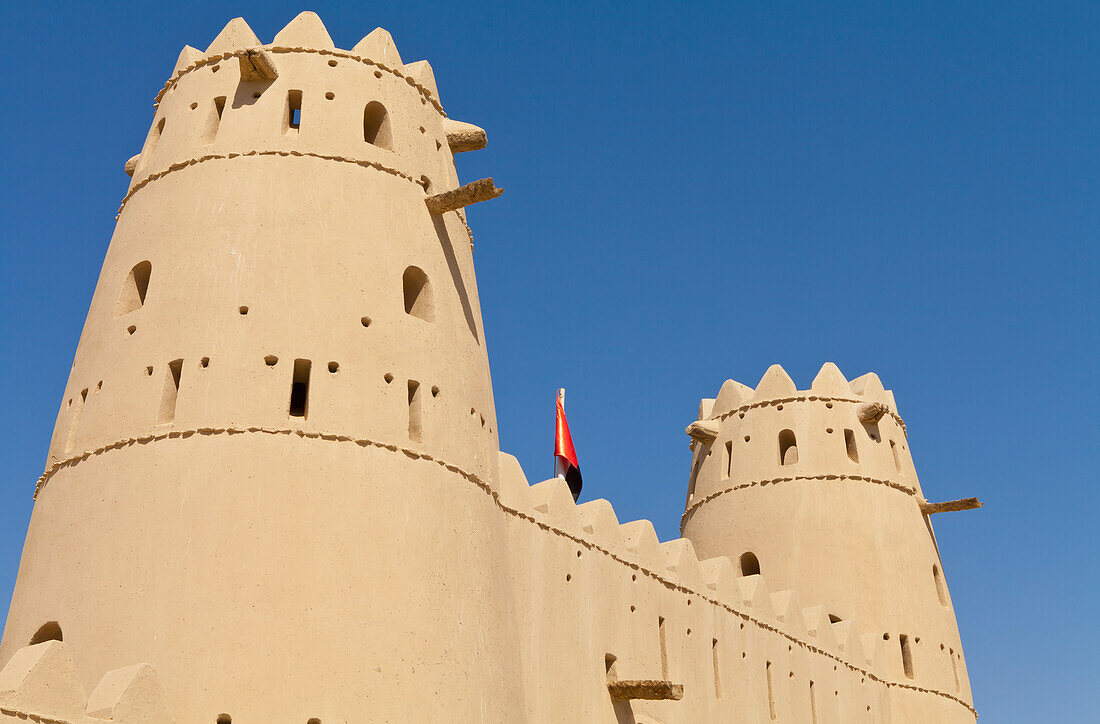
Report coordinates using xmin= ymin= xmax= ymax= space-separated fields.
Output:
xmin=425 ymin=178 xmax=503 ymax=215
xmin=920 ymin=497 xmax=983 ymax=515
xmin=239 ymin=49 xmax=278 ymax=82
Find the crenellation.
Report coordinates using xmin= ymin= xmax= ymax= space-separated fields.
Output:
xmin=272 ymin=11 xmax=334 ymax=49
xmin=659 ymin=539 xmax=704 ymax=590
xmin=577 ymin=498 xmax=621 ymax=544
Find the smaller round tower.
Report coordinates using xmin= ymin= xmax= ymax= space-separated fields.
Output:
xmin=681 ymin=363 xmax=974 ymax=720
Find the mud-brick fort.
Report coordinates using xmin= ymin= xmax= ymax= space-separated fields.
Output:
xmin=0 ymin=12 xmax=978 ymax=723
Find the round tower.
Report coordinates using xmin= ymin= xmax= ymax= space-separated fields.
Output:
xmin=681 ymin=363 xmax=975 ymax=722
xmin=0 ymin=13 xmax=520 ymax=722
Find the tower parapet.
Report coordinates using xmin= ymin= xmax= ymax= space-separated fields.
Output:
xmin=681 ymin=363 xmax=973 ymax=711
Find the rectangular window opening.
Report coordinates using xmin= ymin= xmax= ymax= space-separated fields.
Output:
xmin=900 ymin=634 xmax=914 ymax=679
xmin=407 ymin=380 xmax=422 ymax=442
xmin=712 ymin=638 xmax=722 ymax=699
xmin=286 ymin=90 xmax=303 ymax=133
xmin=766 ymin=660 xmax=776 ymax=721
xmin=658 ymin=616 xmax=668 ymax=680
xmin=158 ymin=360 xmax=182 ymax=424
xmin=289 ymin=359 xmax=311 ymax=418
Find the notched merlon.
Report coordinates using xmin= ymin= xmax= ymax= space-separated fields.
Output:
xmin=238 ymin=49 xmax=278 ymax=81
xmin=425 ymin=177 xmax=503 ymax=215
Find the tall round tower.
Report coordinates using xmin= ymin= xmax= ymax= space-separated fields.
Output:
xmin=0 ymin=13 xmax=521 ymax=722
xmin=681 ymin=363 xmax=975 ymax=723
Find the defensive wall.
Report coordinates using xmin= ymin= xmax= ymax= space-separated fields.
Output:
xmin=0 ymin=12 xmax=976 ymax=723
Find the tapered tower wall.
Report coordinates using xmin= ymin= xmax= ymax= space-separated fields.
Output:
xmin=0 ymin=13 xmax=521 ymax=722
xmin=680 ymin=364 xmax=974 ymax=719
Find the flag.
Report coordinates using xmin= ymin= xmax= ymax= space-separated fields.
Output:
xmin=554 ymin=388 xmax=582 ymax=501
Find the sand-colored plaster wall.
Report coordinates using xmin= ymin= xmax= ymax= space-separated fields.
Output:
xmin=0 ymin=14 xmax=977 ymax=723
xmin=494 ymin=454 xmax=976 ymax=723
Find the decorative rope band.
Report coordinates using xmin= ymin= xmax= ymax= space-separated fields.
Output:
xmin=31 ymin=429 xmax=973 ymax=716
xmin=117 ymin=149 xmax=422 ymax=219
xmin=680 ymin=473 xmax=920 ymax=529
xmin=714 ymin=394 xmax=908 ymax=437
xmin=154 ymin=46 xmax=445 ymax=116
xmin=0 ymin=707 xmax=69 ymax=724
xmin=33 ymin=426 xmax=490 ymax=500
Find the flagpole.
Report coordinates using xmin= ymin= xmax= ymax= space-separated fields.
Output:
xmin=555 ymin=388 xmax=566 ymax=481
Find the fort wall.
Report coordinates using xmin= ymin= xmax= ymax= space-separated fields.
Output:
xmin=0 ymin=13 xmax=977 ymax=723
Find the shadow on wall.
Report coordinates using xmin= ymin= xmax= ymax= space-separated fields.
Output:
xmin=431 ymin=215 xmax=479 ymax=342
xmin=613 ymin=698 xmax=636 ymax=724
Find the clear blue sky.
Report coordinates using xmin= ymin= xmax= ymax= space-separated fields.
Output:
xmin=1 ymin=2 xmax=1096 ymax=721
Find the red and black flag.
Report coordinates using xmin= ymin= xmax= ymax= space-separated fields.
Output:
xmin=554 ymin=388 xmax=582 ymax=501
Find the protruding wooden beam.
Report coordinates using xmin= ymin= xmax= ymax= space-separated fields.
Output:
xmin=425 ymin=177 xmax=503 ymax=215
xmin=607 ymin=680 xmax=684 ymax=701
xmin=239 ymin=49 xmax=278 ymax=82
xmin=442 ymin=118 xmax=487 ymax=153
xmin=685 ymin=420 xmax=720 ymax=444
xmin=920 ymin=497 xmax=983 ymax=515
xmin=858 ymin=402 xmax=889 ymax=423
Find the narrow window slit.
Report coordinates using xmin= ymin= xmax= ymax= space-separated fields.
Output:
xmin=139 ymin=117 xmax=166 ymax=169
xmin=407 ymin=380 xmax=422 ymax=442
xmin=890 ymin=440 xmax=902 ymax=472
xmin=289 ymin=359 xmax=311 ymax=418
xmin=933 ymin=564 xmax=948 ymax=606
xmin=65 ymin=392 xmax=86 ymax=446
xmin=286 ymin=90 xmax=303 ymax=133
xmin=810 ymin=680 xmax=819 ymax=724
xmin=158 ymin=360 xmax=182 ymax=424
xmin=845 ymin=429 xmax=859 ymax=462
xmin=766 ymin=661 xmax=776 ymax=720
xmin=712 ymin=638 xmax=722 ymax=699
xmin=899 ymin=634 xmax=914 ymax=679
xmin=658 ymin=617 xmax=669 ymax=680
xmin=725 ymin=440 xmax=733 ymax=479
xmin=202 ymin=96 xmax=227 ymax=145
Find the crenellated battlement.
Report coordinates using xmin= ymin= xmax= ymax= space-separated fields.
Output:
xmin=683 ymin=363 xmax=920 ymax=523
xmin=124 ymin=13 xmax=476 ymax=222
xmin=493 ymin=451 xmax=976 ymax=721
